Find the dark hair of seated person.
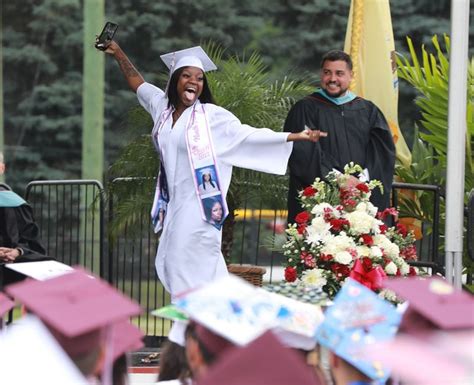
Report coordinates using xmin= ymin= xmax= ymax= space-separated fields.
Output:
xmin=158 ymin=339 xmax=191 ymax=382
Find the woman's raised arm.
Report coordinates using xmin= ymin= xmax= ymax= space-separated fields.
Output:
xmin=102 ymin=40 xmax=145 ymax=92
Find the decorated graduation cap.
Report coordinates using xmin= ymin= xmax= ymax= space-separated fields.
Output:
xmin=160 ymin=46 xmax=217 ymax=74
xmin=382 ymin=276 xmax=474 ymax=332
xmin=174 ymin=275 xmax=324 ymax=350
xmin=0 ymin=292 xmax=14 ymax=319
xmin=5 ymin=267 xmax=142 ymax=357
xmin=315 ymin=278 xmax=402 ymax=382
xmin=196 ymin=331 xmax=321 ymax=385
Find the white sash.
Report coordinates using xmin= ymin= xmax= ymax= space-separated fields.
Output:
xmin=151 ymin=101 xmax=228 ymax=232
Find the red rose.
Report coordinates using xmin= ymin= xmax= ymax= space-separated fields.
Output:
xmin=302 ymin=186 xmax=317 ymax=197
xmin=362 ymin=257 xmax=373 ymax=270
xmin=295 ymin=211 xmax=310 ymax=224
xmin=331 ymin=263 xmax=350 ymax=280
xmin=320 ymin=253 xmax=333 ymax=262
xmin=330 ymin=218 xmax=349 ymax=232
xmin=379 ymin=224 xmax=388 ymax=234
xmin=360 ymin=234 xmax=374 ymax=246
xmin=409 ymin=266 xmax=417 ymax=276
xmin=297 ymin=223 xmax=307 ymax=235
xmin=284 ymin=266 xmax=298 ymax=282
xmin=356 ymin=183 xmax=370 ymax=193
xmin=396 ymin=223 xmax=408 ymax=237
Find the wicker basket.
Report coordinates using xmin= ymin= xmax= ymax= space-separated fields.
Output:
xmin=227 ymin=264 xmax=267 ymax=287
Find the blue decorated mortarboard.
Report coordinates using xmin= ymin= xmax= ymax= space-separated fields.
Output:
xmin=315 ymin=278 xmax=402 ymax=382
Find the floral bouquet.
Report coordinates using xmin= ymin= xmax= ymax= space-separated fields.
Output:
xmin=283 ymin=163 xmax=418 ymax=300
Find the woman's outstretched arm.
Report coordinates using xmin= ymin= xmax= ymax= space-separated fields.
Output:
xmin=287 ymin=128 xmax=328 ymax=142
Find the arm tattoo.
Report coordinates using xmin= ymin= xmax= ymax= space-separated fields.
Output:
xmin=118 ymin=58 xmax=139 ymax=77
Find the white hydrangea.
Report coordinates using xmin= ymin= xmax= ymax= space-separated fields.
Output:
xmin=384 ymin=261 xmax=398 ymax=275
xmin=346 ymin=210 xmax=378 ymax=235
xmin=355 ymin=201 xmax=378 ymax=217
xmin=334 ymin=251 xmax=353 ymax=265
xmin=321 ymin=233 xmax=355 ymax=256
xmin=301 ymin=269 xmax=327 ymax=288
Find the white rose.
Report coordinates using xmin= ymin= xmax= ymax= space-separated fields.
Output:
xmin=311 ymin=202 xmax=333 ymax=217
xmin=386 ymin=243 xmax=400 ymax=258
xmin=399 ymin=261 xmax=410 ymax=275
xmin=356 ymin=245 xmax=371 ymax=257
xmin=370 ymin=246 xmax=383 ymax=258
xmin=355 ymin=202 xmax=369 ymax=212
xmin=385 ymin=261 xmax=398 ymax=275
xmin=334 ymin=251 xmax=353 ymax=265
xmin=301 ymin=269 xmax=327 ymax=288
xmin=373 ymin=235 xmax=400 ymax=258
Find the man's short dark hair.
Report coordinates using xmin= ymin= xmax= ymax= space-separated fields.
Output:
xmin=320 ymin=50 xmax=353 ymax=71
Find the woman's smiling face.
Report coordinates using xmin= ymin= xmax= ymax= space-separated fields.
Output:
xmin=176 ymin=66 xmax=204 ymax=108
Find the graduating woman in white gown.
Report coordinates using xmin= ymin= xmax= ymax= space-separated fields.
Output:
xmin=102 ymin=42 xmax=326 ymax=302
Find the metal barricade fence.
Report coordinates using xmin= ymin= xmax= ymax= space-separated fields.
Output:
xmin=25 ymin=180 xmax=105 ymax=277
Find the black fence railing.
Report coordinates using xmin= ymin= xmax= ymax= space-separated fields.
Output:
xmin=25 ymin=180 xmax=105 ymax=277
xmin=13 ymin=178 xmax=472 ymax=343
xmin=391 ymin=182 xmax=443 ymax=274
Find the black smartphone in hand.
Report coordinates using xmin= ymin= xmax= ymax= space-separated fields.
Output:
xmin=95 ymin=22 xmax=118 ymax=51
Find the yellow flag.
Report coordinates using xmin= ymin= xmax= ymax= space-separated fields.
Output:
xmin=344 ymin=0 xmax=412 ymax=167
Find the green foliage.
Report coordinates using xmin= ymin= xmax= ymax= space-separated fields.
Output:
xmin=396 ymin=34 xmax=474 ymax=276
xmin=397 ymin=35 xmax=474 ymax=194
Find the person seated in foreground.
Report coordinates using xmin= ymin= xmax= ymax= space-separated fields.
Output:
xmin=0 ymin=152 xmax=52 ymax=285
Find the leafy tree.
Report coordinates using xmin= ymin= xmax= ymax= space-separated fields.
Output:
xmin=3 ymin=0 xmax=83 ymax=191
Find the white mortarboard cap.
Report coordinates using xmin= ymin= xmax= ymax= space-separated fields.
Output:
xmin=160 ymin=46 xmax=217 ymax=74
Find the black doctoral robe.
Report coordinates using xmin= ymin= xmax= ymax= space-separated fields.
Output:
xmin=0 ymin=194 xmax=50 ymax=286
xmin=284 ymin=92 xmax=396 ymax=223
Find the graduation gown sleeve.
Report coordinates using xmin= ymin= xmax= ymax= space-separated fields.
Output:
xmin=208 ymin=105 xmax=293 ymax=175
xmin=363 ymin=102 xmax=396 ymax=211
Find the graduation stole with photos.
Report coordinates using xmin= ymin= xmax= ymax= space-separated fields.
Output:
xmin=151 ymin=101 xmax=228 ymax=233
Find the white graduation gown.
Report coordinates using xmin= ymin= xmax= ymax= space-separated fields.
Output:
xmin=137 ymin=82 xmax=292 ymax=299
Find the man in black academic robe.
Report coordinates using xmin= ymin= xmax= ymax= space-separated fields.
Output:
xmin=0 ymin=177 xmax=52 ymax=287
xmin=0 ymin=192 xmax=52 ymax=286
xmin=284 ymin=50 xmax=395 ymax=223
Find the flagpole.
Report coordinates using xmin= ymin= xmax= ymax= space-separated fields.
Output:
xmin=445 ymin=0 xmax=470 ymax=288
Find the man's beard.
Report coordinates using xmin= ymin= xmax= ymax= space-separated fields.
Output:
xmin=324 ymin=82 xmax=348 ymax=98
